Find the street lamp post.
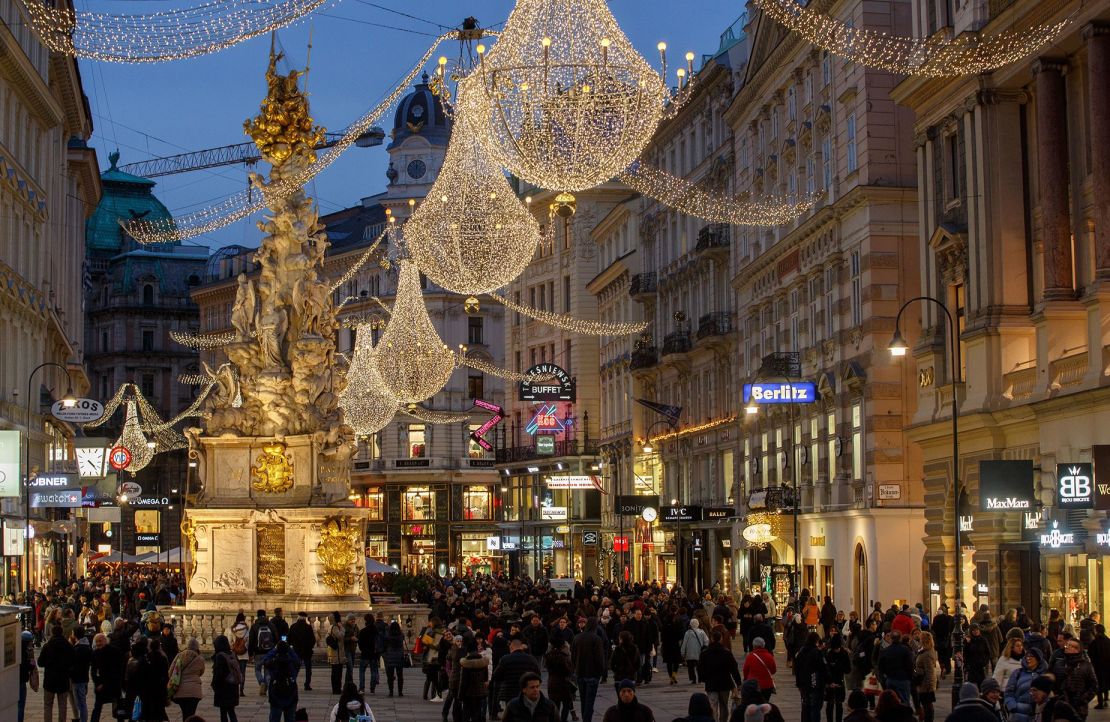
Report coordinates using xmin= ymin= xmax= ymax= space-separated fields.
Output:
xmin=641 ymin=419 xmax=671 ymax=585
xmin=888 ymin=295 xmax=962 ymax=706
xmin=745 ymin=377 xmax=799 ymax=598
xmin=23 ymin=362 xmax=76 ymax=599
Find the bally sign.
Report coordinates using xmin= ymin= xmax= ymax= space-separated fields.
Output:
xmin=979 ymin=460 xmax=1035 ymax=512
xmin=519 ymin=363 xmax=576 ymax=402
xmin=1057 ymin=463 xmax=1095 ymax=509
xmin=742 ymin=381 xmax=817 ymax=404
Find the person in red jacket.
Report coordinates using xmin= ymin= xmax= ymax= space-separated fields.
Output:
xmin=742 ymin=637 xmax=778 ymax=701
xmin=891 ymin=608 xmax=916 ymax=638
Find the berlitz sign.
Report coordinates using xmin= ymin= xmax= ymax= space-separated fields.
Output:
xmin=742 ymin=382 xmax=817 ymax=404
xmin=978 ymin=460 xmax=1035 ymax=512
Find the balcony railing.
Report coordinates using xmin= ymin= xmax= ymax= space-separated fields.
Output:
xmin=661 ymin=331 xmax=692 ymax=356
xmin=630 ymin=346 xmax=659 ymax=370
xmin=696 ymin=312 xmax=732 ymax=339
xmin=629 ymin=272 xmax=657 ymax=296
xmin=496 ymin=438 xmax=600 ymax=464
xmin=695 ymin=223 xmax=730 ymax=253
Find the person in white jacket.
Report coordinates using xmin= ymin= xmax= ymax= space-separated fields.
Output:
xmin=328 ymin=682 xmax=376 ymax=722
xmin=992 ymin=633 xmax=1026 ymax=691
xmin=680 ymin=618 xmax=710 ymax=684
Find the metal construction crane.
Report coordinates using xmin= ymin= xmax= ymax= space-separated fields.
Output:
xmin=118 ymin=127 xmax=386 ymax=178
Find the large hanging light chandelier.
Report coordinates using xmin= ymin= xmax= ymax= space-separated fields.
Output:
xmin=403 ymin=82 xmax=542 ymax=295
xmin=372 ymin=260 xmax=457 ymax=403
xmin=471 ymin=0 xmax=682 ymax=192
xmin=338 ymin=324 xmax=398 ymax=435
xmin=114 ymin=400 xmax=156 ymax=473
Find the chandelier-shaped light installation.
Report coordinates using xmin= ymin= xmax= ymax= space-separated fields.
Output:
xmin=338 ymin=324 xmax=398 ymax=435
xmin=403 ymin=82 xmax=542 ymax=295
xmin=372 ymin=260 xmax=457 ymax=403
xmin=114 ymin=400 xmax=156 ymax=473
xmin=124 ymin=32 xmax=453 ymax=243
xmin=489 ymin=291 xmax=648 ymax=336
xmin=471 ymin=0 xmax=679 ymax=192
xmin=621 ymin=162 xmax=817 ymax=227
xmin=752 ymin=0 xmax=1073 ymax=77
xmin=18 ymin=0 xmax=337 ymax=63
xmin=741 ymin=511 xmax=783 ymax=549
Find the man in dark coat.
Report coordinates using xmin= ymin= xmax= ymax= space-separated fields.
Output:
xmin=572 ymin=618 xmax=606 ymax=722
xmin=90 ymin=632 xmax=123 ymax=722
xmin=794 ymin=632 xmax=827 ymax=722
xmin=623 ymin=607 xmax=659 ymax=683
xmin=493 ymin=639 xmax=542 ymax=708
xmin=931 ymin=607 xmax=954 ymax=677
xmin=502 ymin=671 xmax=559 ymax=722
xmin=38 ymin=624 xmax=75 ymax=722
xmin=600 ymin=679 xmax=655 ymax=722
xmin=748 ymin=614 xmax=776 ymax=653
xmin=876 ymin=630 xmax=915 ymax=704
xmin=699 ymin=629 xmax=742 ymax=722
xmin=963 ymin=625 xmax=993 ymax=685
xmin=522 ymin=614 xmax=550 ymax=662
xmin=1087 ymin=624 xmax=1110 ymax=708
xmin=287 ymin=611 xmax=316 ymax=691
xmin=1052 ymin=637 xmax=1098 ymax=719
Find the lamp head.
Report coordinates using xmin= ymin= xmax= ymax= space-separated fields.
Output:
xmin=61 ymin=386 xmax=77 ymax=408
xmin=745 ymin=401 xmax=759 ymax=415
xmin=888 ymin=328 xmax=909 ymax=357
xmin=642 ymin=442 xmax=653 ymax=454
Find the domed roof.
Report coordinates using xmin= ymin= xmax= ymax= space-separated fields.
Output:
xmin=389 ymin=73 xmax=451 ymax=150
xmin=87 ymin=150 xmax=177 ymax=254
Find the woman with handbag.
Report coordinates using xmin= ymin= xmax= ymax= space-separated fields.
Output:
xmin=383 ymin=620 xmax=408 ymax=697
xmin=682 ymin=619 xmax=710 ymax=684
xmin=211 ymin=635 xmax=242 ymax=722
xmin=913 ymin=632 xmax=938 ymax=722
xmin=742 ymin=637 xmax=778 ymax=701
xmin=167 ymin=637 xmax=205 ymax=719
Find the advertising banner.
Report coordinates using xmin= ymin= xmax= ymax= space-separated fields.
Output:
xmin=0 ymin=430 xmax=19 ymax=498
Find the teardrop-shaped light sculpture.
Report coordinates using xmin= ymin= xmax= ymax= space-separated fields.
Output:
xmin=114 ymin=399 xmax=155 ymax=473
xmin=372 ymin=260 xmax=457 ymax=403
xmin=339 ymin=323 xmax=399 ymax=435
xmin=404 ymin=84 xmax=541 ymax=295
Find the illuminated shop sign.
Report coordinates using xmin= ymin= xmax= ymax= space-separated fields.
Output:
xmin=742 ymin=382 xmax=816 ymax=404
xmin=526 ymin=403 xmax=566 ymax=435
xmin=519 ymin=364 xmax=575 ymax=402
xmin=979 ymin=460 xmax=1035 ymax=512
xmin=1057 ymin=463 xmax=1095 ymax=509
xmin=1040 ymin=521 xmax=1075 ymax=548
xmin=546 ymin=475 xmax=604 ymax=491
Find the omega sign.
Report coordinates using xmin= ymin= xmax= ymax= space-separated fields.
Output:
xmin=978 ymin=460 xmax=1035 ymax=513
xmin=519 ymin=364 xmax=576 ymax=402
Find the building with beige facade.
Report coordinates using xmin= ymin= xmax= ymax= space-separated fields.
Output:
xmin=729 ymin=1 xmax=925 ymax=613
xmin=0 ymin=0 xmax=100 ymax=593
xmin=891 ymin=0 xmax=1110 ymax=622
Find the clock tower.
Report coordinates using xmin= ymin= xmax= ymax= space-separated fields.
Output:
xmin=382 ymin=72 xmax=452 ymax=222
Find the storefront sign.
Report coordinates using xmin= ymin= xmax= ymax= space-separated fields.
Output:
xmin=129 ymin=496 xmax=170 ymax=507
xmin=613 ymin=535 xmax=630 ymax=552
xmin=31 ymin=489 xmax=83 ymax=508
xmin=616 ymin=495 xmax=660 ymax=516
xmin=3 ymin=522 xmax=25 ymax=556
xmin=470 ymin=400 xmax=504 ymax=452
xmin=704 ymin=506 xmax=737 ymax=520
xmin=135 ymin=533 xmax=161 ymax=546
xmin=979 ymin=460 xmax=1034 ymax=511
xmin=977 ymin=583 xmax=989 ymax=594
xmin=50 ymin=398 xmax=104 ymax=423
xmin=520 ymin=364 xmax=576 ymax=402
xmin=1057 ymin=463 xmax=1094 ymax=508
xmin=742 ymin=381 xmax=817 ymax=404
xmin=809 ymin=535 xmax=826 ymax=547
xmin=1096 ymin=529 xmax=1110 ymax=547
xmin=720 ymin=538 xmax=731 ymax=548
xmin=662 ymin=505 xmax=702 ymax=522
xmin=118 ymin=481 xmax=142 ymax=497
xmin=550 ymin=578 xmax=575 ymax=594
xmin=878 ymin=484 xmax=901 ymax=500
xmin=0 ymin=430 xmax=18 ymax=498
xmin=546 ymin=475 xmax=604 ymax=491
xmin=1040 ymin=520 xmax=1075 ymax=548
xmin=485 ymin=536 xmax=501 ymax=551
xmin=1094 ymin=446 xmax=1110 ymax=510
xmin=526 ymin=403 xmax=566 ymax=435
xmin=28 ymin=473 xmax=77 ymax=488
xmin=959 ymin=515 xmax=974 ymax=532
xmin=501 ymin=538 xmax=518 ymax=551
xmin=468 ymin=459 xmax=494 ymax=468
xmin=583 ymin=530 xmax=598 ymax=546
xmin=536 ymin=435 xmax=555 ymax=455
xmin=929 ymin=582 xmax=941 ymax=593
xmin=109 ymin=446 xmax=131 ymax=471
xmin=742 ymin=522 xmax=777 ymax=545
xmin=1024 ymin=511 xmax=1043 ymax=530
xmin=541 ymin=506 xmax=568 ymax=521
xmin=395 ymin=459 xmax=430 ymax=468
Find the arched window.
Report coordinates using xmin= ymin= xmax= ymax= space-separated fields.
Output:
xmin=142 ymin=284 xmax=154 ymax=305
xmin=854 ymin=543 xmax=868 ymax=616
xmin=187 ymin=274 xmax=200 ymax=287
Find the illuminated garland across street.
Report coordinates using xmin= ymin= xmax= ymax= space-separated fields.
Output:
xmin=489 ymin=292 xmax=648 ymax=336
xmin=124 ymin=32 xmax=454 ymax=243
xmin=18 ymin=0 xmax=337 ymax=64
xmin=621 ymin=162 xmax=817 ymax=227
xmin=330 ymin=229 xmax=387 ymax=292
xmin=752 ymin=0 xmax=1073 ymax=77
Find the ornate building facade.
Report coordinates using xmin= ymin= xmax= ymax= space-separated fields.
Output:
xmin=730 ymin=1 xmax=925 ymax=612
xmin=0 ymin=0 xmax=99 ymax=593
xmin=891 ymin=0 xmax=1110 ymax=622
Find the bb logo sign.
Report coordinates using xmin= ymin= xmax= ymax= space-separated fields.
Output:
xmin=1057 ymin=463 xmax=1095 ymax=509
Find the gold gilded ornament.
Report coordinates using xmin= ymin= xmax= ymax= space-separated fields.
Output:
xmin=244 ymin=46 xmax=326 ymax=167
xmin=316 ymin=516 xmax=360 ymax=595
xmin=251 ymin=443 xmax=296 ymax=493
xmin=180 ymin=517 xmax=198 ymax=582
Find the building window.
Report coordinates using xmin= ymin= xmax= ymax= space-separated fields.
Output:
xmin=771 ymin=107 xmax=779 ymax=138
xmin=529 ymin=286 xmax=536 ymax=309
xmin=514 ymin=292 xmax=521 ymax=325
xmin=822 ymin=51 xmax=831 ymax=86
xmin=952 ymin=281 xmax=967 ymax=381
xmin=760 ymin=431 xmax=769 ymax=489
xmin=563 ymin=275 xmax=571 ymax=313
xmin=142 ymin=284 xmax=154 ymax=306
xmin=468 ymin=316 xmax=484 ymax=345
xmin=355 ymin=488 xmax=384 ymax=520
xmin=403 ymin=486 xmax=434 ymax=520
xmin=141 ymin=329 xmax=154 ymax=352
xmin=407 ymin=424 xmax=426 ymax=458
xmin=810 ymin=417 xmax=820 ymax=485
xmin=790 ymin=289 xmax=800 ymax=349
xmin=101 ymin=330 xmax=109 ymax=352
xmin=846 ymin=114 xmax=858 ymax=172
xmin=515 ymin=351 xmax=522 ymax=373
xmin=822 ymin=136 xmax=833 ymax=190
xmin=140 ymin=373 xmax=155 ymax=398
xmin=467 ymin=373 xmax=484 ymax=401
xmin=824 ymin=266 xmax=837 ymax=336
xmin=806 ymin=156 xmax=815 ymax=194
xmin=787 ymin=85 xmax=797 ymax=121
xmin=462 ymin=485 xmax=492 ymax=520
xmin=826 ymin=412 xmax=837 ymax=482
xmin=851 ymin=401 xmax=863 ymax=481
xmin=808 ymin=277 xmax=821 ymax=345
xmin=563 ymin=340 xmax=572 ymax=372
xmin=850 ymin=250 xmax=862 ymax=326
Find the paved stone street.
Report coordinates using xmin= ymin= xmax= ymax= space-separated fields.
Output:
xmin=17 ymin=641 xmax=973 ymax=722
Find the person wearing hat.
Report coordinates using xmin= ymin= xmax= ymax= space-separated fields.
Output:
xmin=1006 ymin=647 xmax=1049 ymax=722
xmin=1028 ymin=674 xmax=1082 ymax=722
xmin=942 ymin=682 xmax=1000 ymax=722
xmin=980 ymin=678 xmax=1005 ymax=720
xmin=1051 ymin=636 xmax=1097 ymax=720
xmin=964 ymin=624 xmax=992 ymax=686
xmin=600 ymin=680 xmax=654 ymax=722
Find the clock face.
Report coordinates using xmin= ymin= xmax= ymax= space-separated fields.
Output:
xmin=77 ymin=447 xmax=106 ymax=477
xmin=641 ymin=507 xmax=658 ymax=522
xmin=407 ymin=159 xmax=427 ymax=180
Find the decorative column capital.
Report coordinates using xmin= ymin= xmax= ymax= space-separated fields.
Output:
xmin=1032 ymin=57 xmax=1069 ymax=76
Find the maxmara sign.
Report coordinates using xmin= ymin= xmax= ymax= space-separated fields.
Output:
xmin=978 ymin=460 xmax=1035 ymax=513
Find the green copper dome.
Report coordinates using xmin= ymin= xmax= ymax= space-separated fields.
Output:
xmin=86 ymin=150 xmax=178 ymax=254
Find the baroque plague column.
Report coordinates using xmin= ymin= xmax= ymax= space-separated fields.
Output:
xmin=182 ymin=49 xmax=365 ymax=610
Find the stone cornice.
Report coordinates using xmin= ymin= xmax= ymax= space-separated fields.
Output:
xmin=0 ymin=22 xmax=64 ymax=126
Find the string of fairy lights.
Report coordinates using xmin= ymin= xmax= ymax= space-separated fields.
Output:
xmin=752 ymin=0 xmax=1075 ymax=77
xmin=17 ymin=0 xmax=338 ymax=63
xmin=489 ymin=291 xmax=648 ymax=336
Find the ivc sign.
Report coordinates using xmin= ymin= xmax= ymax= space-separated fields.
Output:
xmin=742 ymin=382 xmax=817 ymax=404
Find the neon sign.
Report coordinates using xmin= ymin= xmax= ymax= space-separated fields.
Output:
xmin=526 ymin=403 xmax=566 ymax=435
xmin=469 ymin=400 xmax=504 ymax=452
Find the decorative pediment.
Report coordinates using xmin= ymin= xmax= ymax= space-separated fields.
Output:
xmin=928 ymin=222 xmax=969 ymax=285
xmin=842 ymin=361 xmax=866 ymax=391
xmin=815 ymin=104 xmax=832 ymax=134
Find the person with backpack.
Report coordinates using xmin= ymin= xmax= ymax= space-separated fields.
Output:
xmin=824 ymin=634 xmax=852 ymax=722
xmin=681 ymin=618 xmax=710 ymax=684
xmin=263 ymin=639 xmax=303 ymax=722
xmin=230 ymin=612 xmax=250 ymax=696
xmin=327 ymin=682 xmax=376 ymax=722
xmin=249 ymin=610 xmax=277 ymax=696
xmin=326 ymin=611 xmax=345 ymax=694
xmin=168 ymin=637 xmax=206 ymax=720
xmin=211 ymin=635 xmax=243 ymax=722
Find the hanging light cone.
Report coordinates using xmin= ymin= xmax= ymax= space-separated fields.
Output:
xmin=404 ymin=85 xmax=541 ymax=295
xmin=114 ymin=399 xmax=155 ymax=473
xmin=473 ymin=0 xmax=670 ymax=192
xmin=339 ymin=324 xmax=399 ymax=435
xmin=372 ymin=260 xmax=457 ymax=403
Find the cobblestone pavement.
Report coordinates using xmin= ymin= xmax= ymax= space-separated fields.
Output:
xmin=19 ymin=642 xmax=1110 ymax=722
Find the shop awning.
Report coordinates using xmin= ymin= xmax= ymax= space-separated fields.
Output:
xmin=365 ymin=558 xmax=400 ymax=574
